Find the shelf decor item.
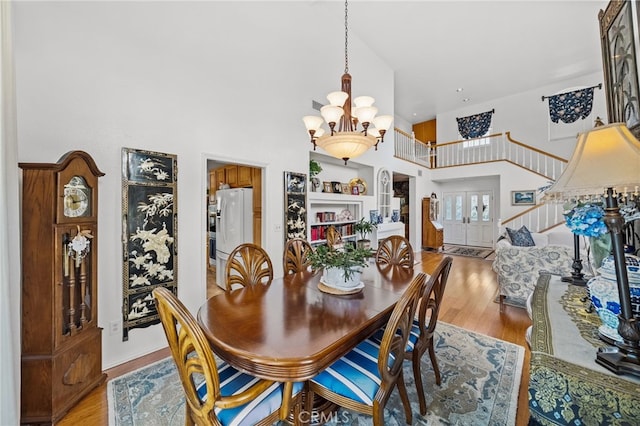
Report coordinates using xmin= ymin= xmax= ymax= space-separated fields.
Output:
xmin=354 ymin=217 xmax=377 ymax=249
xmin=309 ymin=159 xmax=323 ymax=192
xmin=349 ymin=177 xmax=367 ymax=195
xmin=122 ymin=148 xmax=177 ymax=341
xmin=302 ymin=0 xmax=393 ymax=164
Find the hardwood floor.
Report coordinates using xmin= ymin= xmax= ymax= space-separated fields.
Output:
xmin=57 ymin=251 xmax=531 ymax=426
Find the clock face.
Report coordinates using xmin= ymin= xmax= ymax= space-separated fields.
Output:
xmin=63 ymin=176 xmax=91 ymax=217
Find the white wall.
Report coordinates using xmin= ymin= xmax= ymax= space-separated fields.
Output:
xmin=11 ymin=1 xmax=421 ymax=369
xmin=433 ymin=71 xmax=606 ymax=237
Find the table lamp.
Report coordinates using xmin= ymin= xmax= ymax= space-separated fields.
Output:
xmin=543 ymin=120 xmax=640 ymax=377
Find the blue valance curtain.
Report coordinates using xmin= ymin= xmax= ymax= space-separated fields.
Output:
xmin=456 ymin=109 xmax=494 ymax=139
xmin=544 ymin=84 xmax=600 ymax=124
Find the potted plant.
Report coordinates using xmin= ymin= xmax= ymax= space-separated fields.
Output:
xmin=354 ymin=217 xmax=377 ymax=249
xmin=309 ymin=159 xmax=323 ymax=192
xmin=307 ymin=244 xmax=374 ymax=289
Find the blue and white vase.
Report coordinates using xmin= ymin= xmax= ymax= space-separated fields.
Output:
xmin=391 ymin=210 xmax=400 ymax=222
xmin=588 ymin=254 xmax=640 ymax=342
xmin=369 ymin=210 xmax=379 ymax=224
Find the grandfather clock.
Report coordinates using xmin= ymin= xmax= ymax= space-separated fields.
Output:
xmin=19 ymin=151 xmax=106 ymax=424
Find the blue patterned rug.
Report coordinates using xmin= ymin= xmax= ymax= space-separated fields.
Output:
xmin=108 ymin=322 xmax=524 ymax=425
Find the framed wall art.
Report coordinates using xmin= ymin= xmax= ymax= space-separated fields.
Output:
xmin=284 ymin=171 xmax=307 ymax=242
xmin=600 ymin=0 xmax=640 ymax=137
xmin=121 ymin=148 xmax=177 ymax=341
xmin=511 ymin=190 xmax=536 ymax=206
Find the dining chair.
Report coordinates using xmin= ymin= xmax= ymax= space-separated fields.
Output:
xmin=152 ymin=287 xmax=303 ymax=426
xmin=225 ymin=243 xmax=273 ymax=291
xmin=370 ymin=256 xmax=454 ymax=415
xmin=283 ymin=237 xmax=313 ymax=275
xmin=305 ymin=272 xmax=428 ymax=425
xmin=375 ymin=235 xmax=414 ymax=268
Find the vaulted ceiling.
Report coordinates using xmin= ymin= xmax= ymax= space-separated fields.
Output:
xmin=312 ymin=0 xmax=608 ymax=124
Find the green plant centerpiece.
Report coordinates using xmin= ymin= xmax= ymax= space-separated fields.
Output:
xmin=309 ymin=159 xmax=323 ymax=192
xmin=308 ymin=244 xmax=374 ymax=289
xmin=354 ymin=217 xmax=377 ymax=249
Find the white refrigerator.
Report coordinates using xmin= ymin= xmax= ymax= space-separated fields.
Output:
xmin=215 ymin=188 xmax=253 ymax=287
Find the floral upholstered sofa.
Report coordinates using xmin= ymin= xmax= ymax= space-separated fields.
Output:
xmin=492 ymin=226 xmax=580 ymax=312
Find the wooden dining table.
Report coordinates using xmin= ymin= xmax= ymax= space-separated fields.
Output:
xmin=196 ymin=262 xmax=420 ymax=420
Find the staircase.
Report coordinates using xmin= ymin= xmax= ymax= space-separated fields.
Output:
xmin=394 ymin=128 xmax=568 ymax=232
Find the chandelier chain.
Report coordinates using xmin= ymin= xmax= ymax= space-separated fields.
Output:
xmin=344 ymin=0 xmax=349 ymax=74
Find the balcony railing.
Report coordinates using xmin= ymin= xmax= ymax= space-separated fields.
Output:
xmin=394 ymin=128 xmax=570 ymax=232
xmin=394 ymin=128 xmax=568 ymax=181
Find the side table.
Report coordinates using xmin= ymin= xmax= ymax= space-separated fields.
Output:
xmin=528 ymin=274 xmax=640 ymax=425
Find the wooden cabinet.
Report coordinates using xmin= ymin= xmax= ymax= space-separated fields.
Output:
xmin=224 ymin=165 xmax=238 ymax=187
xmin=19 ymin=151 xmax=106 ymax=424
xmin=238 ymin=165 xmax=252 ymax=187
xmin=422 ymin=197 xmax=443 ymax=250
xmin=251 ymin=167 xmax=262 ymax=245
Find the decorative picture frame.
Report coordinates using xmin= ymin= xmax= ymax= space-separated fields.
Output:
xmin=600 ymin=0 xmax=640 ymax=137
xmin=341 ymin=183 xmax=350 ymax=194
xmin=284 ymin=171 xmax=307 ymax=242
xmin=351 ymin=185 xmax=360 ymax=195
xmin=332 ymin=181 xmax=342 ymax=193
xmin=511 ymin=190 xmax=536 ymax=206
xmin=323 ymin=181 xmax=332 ymax=193
xmin=121 ymin=148 xmax=177 ymax=341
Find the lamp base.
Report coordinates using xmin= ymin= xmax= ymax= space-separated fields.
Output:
xmin=561 ymin=274 xmax=587 ymax=286
xmin=596 ymin=345 xmax=640 ymax=378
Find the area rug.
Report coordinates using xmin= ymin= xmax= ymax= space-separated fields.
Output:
xmin=108 ymin=322 xmax=523 ymax=426
xmin=441 ymin=244 xmax=494 ymax=259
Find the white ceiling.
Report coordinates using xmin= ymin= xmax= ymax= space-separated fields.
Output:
xmin=313 ymin=0 xmax=609 ymax=125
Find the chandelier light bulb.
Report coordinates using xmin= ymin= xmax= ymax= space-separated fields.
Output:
xmin=327 ymin=91 xmax=349 ymax=107
xmin=373 ymin=115 xmax=393 ymax=132
xmin=354 ymin=96 xmax=375 ymax=108
xmin=320 ymin=105 xmax=344 ymax=127
xmin=354 ymin=105 xmax=378 ymax=125
xmin=303 ymin=115 xmax=323 ymax=132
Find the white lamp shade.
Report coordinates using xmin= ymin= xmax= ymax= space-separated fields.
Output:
xmin=368 ymin=127 xmax=381 ymax=138
xmin=326 ymin=91 xmax=349 ymax=107
xmin=373 ymin=115 xmax=393 ymax=131
xmin=303 ymin=115 xmax=324 ymax=132
xmin=320 ymin=105 xmax=344 ymax=124
xmin=543 ymin=122 xmax=640 ymax=201
xmin=354 ymin=96 xmax=375 ymax=107
xmin=353 ymin=106 xmax=378 ymax=124
xmin=314 ymin=128 xmax=325 ymax=138
xmin=316 ymin=132 xmax=377 ymax=160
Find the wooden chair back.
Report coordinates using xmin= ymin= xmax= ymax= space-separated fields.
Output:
xmin=408 ymin=255 xmax=453 ymax=415
xmin=283 ymin=238 xmax=313 ymax=275
xmin=307 ymin=272 xmax=427 ymax=425
xmin=375 ymin=235 xmax=414 ymax=268
xmin=225 ymin=243 xmax=273 ymax=291
xmin=152 ymin=286 xmax=222 ymax=425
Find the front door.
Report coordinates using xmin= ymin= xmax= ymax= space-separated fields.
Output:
xmin=442 ymin=190 xmax=493 ymax=247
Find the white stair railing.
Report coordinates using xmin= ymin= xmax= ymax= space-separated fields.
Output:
xmin=499 ymin=203 xmax=566 ymax=234
xmin=394 ymin=128 xmax=570 ymax=231
xmin=393 ymin=129 xmax=568 ymax=182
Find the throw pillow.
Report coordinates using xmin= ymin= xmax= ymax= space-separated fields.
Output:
xmin=506 ymin=226 xmax=535 ymax=247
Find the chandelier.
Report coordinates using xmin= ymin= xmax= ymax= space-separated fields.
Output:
xmin=303 ymin=0 xmax=393 ymax=165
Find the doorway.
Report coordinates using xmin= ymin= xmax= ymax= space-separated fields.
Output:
xmin=442 ymin=190 xmax=493 ymax=247
xmin=205 ymin=159 xmax=263 ymax=296
xmin=393 ymin=172 xmax=411 ymax=240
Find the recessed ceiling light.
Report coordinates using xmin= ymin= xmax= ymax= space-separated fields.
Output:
xmin=456 ymin=88 xmax=464 ymax=92
xmin=462 ymin=98 xmax=470 ymax=102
